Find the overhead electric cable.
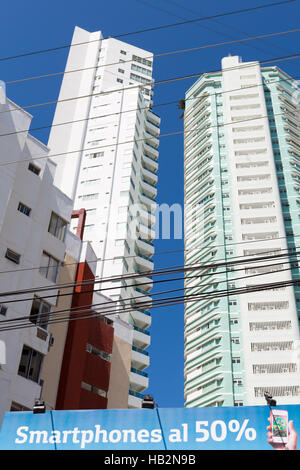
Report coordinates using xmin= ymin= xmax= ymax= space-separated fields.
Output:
xmin=5 ymin=27 xmax=300 ymax=88
xmin=0 ymin=1 xmax=293 ymax=63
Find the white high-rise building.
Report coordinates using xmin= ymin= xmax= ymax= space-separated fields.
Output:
xmin=48 ymin=27 xmax=160 ymax=408
xmin=183 ymin=55 xmax=300 ymax=408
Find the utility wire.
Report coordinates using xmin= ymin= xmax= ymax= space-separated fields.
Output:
xmin=0 ymin=1 xmax=293 ymax=63
xmin=0 ymin=274 xmax=299 ymax=333
xmin=0 ymin=248 xmax=299 ymax=305
xmin=5 ymin=27 xmax=300 ymax=88
xmin=2 ymin=48 xmax=300 ymax=121
xmin=2 ymin=60 xmax=300 ymax=141
xmin=1 ymin=104 xmax=300 ymax=169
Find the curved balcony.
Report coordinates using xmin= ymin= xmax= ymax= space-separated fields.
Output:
xmin=131 ymin=309 xmax=152 ymax=329
xmin=135 ymin=238 xmax=154 ymax=257
xmin=143 ymin=142 xmax=159 ymax=160
xmin=133 ymin=326 xmax=151 ymax=350
xmin=142 ymin=153 xmax=158 ymax=173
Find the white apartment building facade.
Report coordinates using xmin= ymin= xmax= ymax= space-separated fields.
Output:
xmin=48 ymin=27 xmax=160 ymax=408
xmin=184 ymin=55 xmax=300 ymax=407
xmin=0 ymin=97 xmax=74 ymax=422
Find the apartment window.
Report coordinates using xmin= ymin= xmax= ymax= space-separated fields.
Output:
xmin=18 ymin=202 xmax=31 ymax=217
xmin=81 ymin=381 xmax=107 ymax=398
xmin=78 ymin=193 xmax=99 ymax=201
xmin=48 ymin=212 xmax=68 ymax=241
xmin=18 ymin=345 xmax=43 ymax=383
xmin=5 ymin=249 xmax=20 ymax=264
xmin=28 ymin=163 xmax=40 ymax=175
xmin=10 ymin=402 xmax=31 ymax=412
xmin=39 ymin=252 xmax=60 ymax=283
xmin=130 ymin=73 xmax=151 ymax=85
xmin=29 ymin=297 xmax=51 ymax=330
xmin=118 ymin=68 xmax=125 ymax=74
xmin=86 ymin=152 xmax=104 ymax=159
xmin=117 ymin=78 xmax=123 ymax=84
xmin=120 ymin=50 xmax=127 ymax=55
xmin=86 ymin=344 xmax=111 ymax=362
xmin=131 ymin=63 xmax=152 ymax=77
xmin=234 ymin=401 xmax=244 ymax=406
xmin=132 ymin=54 xmax=152 ymax=68
xmin=232 ymin=357 xmax=241 ymax=364
xmin=0 ymin=304 xmax=7 ymax=316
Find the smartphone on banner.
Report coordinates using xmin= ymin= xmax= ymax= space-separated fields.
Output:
xmin=271 ymin=409 xmax=289 ymax=444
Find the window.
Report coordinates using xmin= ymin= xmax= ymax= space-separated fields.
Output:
xmin=29 ymin=297 xmax=51 ymax=330
xmin=86 ymin=343 xmax=111 ymax=362
xmin=18 ymin=202 xmax=31 ymax=217
xmin=18 ymin=345 xmax=43 ymax=383
xmin=5 ymin=249 xmax=20 ymax=264
xmin=78 ymin=193 xmax=99 ymax=201
xmin=81 ymin=381 xmax=107 ymax=398
xmin=232 ymin=357 xmax=241 ymax=364
xmin=39 ymin=252 xmax=60 ymax=283
xmin=0 ymin=304 xmax=7 ymax=316
xmin=118 ymin=68 xmax=125 ymax=74
xmin=10 ymin=402 xmax=31 ymax=412
xmin=48 ymin=212 xmax=67 ymax=241
xmin=117 ymin=78 xmax=123 ymax=84
xmin=120 ymin=50 xmax=127 ymax=55
xmin=132 ymin=54 xmax=152 ymax=68
xmin=28 ymin=163 xmax=40 ymax=175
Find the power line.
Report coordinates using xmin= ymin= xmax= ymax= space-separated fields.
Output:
xmin=1 ymin=273 xmax=299 ymax=333
xmin=2 ymin=54 xmax=300 ymax=142
xmin=6 ymin=27 xmax=300 ymax=88
xmin=2 ymin=48 xmax=300 ymax=122
xmin=0 ymin=247 xmax=299 ymax=305
xmin=0 ymin=1 xmax=293 ymax=63
xmin=1 ymin=103 xmax=300 ymax=170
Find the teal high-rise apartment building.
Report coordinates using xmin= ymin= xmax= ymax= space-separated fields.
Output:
xmin=183 ymin=55 xmax=300 ymax=408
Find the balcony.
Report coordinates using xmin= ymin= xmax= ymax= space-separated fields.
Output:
xmin=128 ymin=390 xmax=143 ymax=409
xmin=142 ymin=153 xmax=158 ymax=173
xmin=131 ymin=346 xmax=150 ymax=369
xmin=146 ymin=109 xmax=160 ymax=127
xmin=131 ymin=309 xmax=152 ymax=329
xmin=135 ymin=254 xmax=154 ymax=272
xmin=137 ymin=222 xmax=155 ymax=241
xmin=138 ymin=207 xmax=156 ymax=227
xmin=142 ymin=166 xmax=158 ymax=186
xmin=140 ymin=193 xmax=156 ymax=212
xmin=145 ymin=119 xmax=160 ymax=137
xmin=133 ymin=326 xmax=151 ymax=349
xmin=141 ymin=179 xmax=157 ymax=199
xmin=130 ymin=368 xmax=149 ymax=392
xmin=135 ymin=238 xmax=154 ymax=257
xmin=144 ymin=131 xmax=159 ymax=149
xmin=134 ymin=273 xmax=153 ymax=292
xmin=143 ymin=142 xmax=159 ymax=160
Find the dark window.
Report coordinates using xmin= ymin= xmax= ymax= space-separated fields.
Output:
xmin=28 ymin=163 xmax=40 ymax=176
xmin=0 ymin=304 xmax=7 ymax=316
xmin=18 ymin=202 xmax=31 ymax=217
xmin=5 ymin=249 xmax=20 ymax=264
xmin=29 ymin=297 xmax=51 ymax=330
xmin=48 ymin=212 xmax=67 ymax=241
xmin=18 ymin=345 xmax=43 ymax=383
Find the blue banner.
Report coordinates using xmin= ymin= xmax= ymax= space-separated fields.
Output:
xmin=0 ymin=404 xmax=299 ymax=450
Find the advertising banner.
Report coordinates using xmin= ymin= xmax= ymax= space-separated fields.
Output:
xmin=0 ymin=404 xmax=298 ymax=451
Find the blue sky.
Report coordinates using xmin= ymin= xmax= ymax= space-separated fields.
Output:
xmin=1 ymin=0 xmax=300 ymax=408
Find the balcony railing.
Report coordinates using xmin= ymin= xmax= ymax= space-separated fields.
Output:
xmin=129 ymin=390 xmax=144 ymax=399
xmin=132 ymin=346 xmax=149 ymax=356
xmin=131 ymin=367 xmax=148 ymax=377
xmin=134 ymin=325 xmax=150 ymax=335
